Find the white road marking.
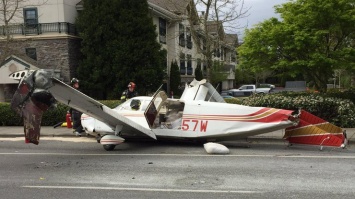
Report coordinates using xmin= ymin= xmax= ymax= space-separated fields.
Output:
xmin=22 ymin=185 xmax=261 ymax=193
xmin=0 ymin=152 xmax=354 ymax=159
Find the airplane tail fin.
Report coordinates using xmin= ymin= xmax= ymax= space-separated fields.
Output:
xmin=10 ymin=69 xmax=56 ymax=145
xmin=284 ymin=110 xmax=347 ymax=148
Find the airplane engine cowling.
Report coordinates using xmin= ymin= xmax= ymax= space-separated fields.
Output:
xmin=11 ymin=69 xmax=56 ymax=145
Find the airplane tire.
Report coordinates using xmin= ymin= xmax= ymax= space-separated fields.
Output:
xmin=103 ymin=144 xmax=115 ymax=151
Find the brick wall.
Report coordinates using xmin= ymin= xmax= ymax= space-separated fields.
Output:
xmin=1 ymin=37 xmax=82 ymax=83
xmin=0 ymin=37 xmax=82 ymax=102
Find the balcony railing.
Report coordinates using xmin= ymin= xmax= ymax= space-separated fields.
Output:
xmin=1 ymin=22 xmax=77 ymax=36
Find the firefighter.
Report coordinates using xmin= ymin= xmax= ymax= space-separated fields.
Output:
xmin=120 ymin=82 xmax=138 ymax=102
xmin=69 ymin=78 xmax=84 ymax=136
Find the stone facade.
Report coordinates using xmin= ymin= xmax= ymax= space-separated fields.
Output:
xmin=1 ymin=37 xmax=81 ymax=83
xmin=0 ymin=37 xmax=81 ymax=102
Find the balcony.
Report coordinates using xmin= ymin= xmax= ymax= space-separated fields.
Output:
xmin=1 ymin=22 xmax=77 ymax=36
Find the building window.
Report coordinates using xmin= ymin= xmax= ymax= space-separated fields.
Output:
xmin=180 ymin=53 xmax=186 ymax=75
xmin=187 ymin=54 xmax=192 ymax=75
xmin=186 ymin=28 xmax=192 ymax=49
xmin=24 ymin=8 xmax=38 ymax=27
xmin=26 ymin=48 xmax=37 ymax=60
xmin=179 ymin=24 xmax=185 ymax=47
xmin=159 ymin=18 xmax=166 ymax=44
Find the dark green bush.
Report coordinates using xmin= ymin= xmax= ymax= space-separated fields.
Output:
xmin=323 ymin=87 xmax=355 ymax=104
xmin=242 ymin=93 xmax=355 ymax=128
xmin=0 ymin=103 xmax=23 ymax=126
xmin=224 ymin=98 xmax=245 ymax=104
xmin=0 ymin=100 xmax=123 ymax=127
xmin=2 ymin=93 xmax=355 ymax=128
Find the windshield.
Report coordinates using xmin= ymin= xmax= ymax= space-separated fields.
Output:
xmin=114 ymin=99 xmax=151 ymax=111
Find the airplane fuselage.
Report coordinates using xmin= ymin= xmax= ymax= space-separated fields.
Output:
xmin=81 ymin=98 xmax=296 ymax=142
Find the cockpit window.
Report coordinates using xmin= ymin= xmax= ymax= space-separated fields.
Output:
xmin=130 ymin=99 xmax=141 ymax=110
xmin=114 ymin=99 xmax=151 ymax=111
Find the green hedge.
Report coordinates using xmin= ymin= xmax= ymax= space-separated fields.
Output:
xmin=0 ymin=100 xmax=123 ymax=127
xmin=2 ymin=90 xmax=355 ymax=128
xmin=0 ymin=103 xmax=23 ymax=126
xmin=240 ymin=93 xmax=355 ymax=128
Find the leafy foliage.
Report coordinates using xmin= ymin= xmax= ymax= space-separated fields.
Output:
xmin=0 ymin=100 xmax=123 ymax=127
xmin=76 ymin=0 xmax=166 ymax=99
xmin=194 ymin=60 xmax=203 ymax=81
xmin=210 ymin=61 xmax=228 ymax=87
xmin=242 ymin=92 xmax=355 ymax=128
xmin=169 ymin=60 xmax=182 ymax=96
xmin=238 ymin=0 xmax=355 ymax=92
xmin=2 ymin=89 xmax=355 ymax=128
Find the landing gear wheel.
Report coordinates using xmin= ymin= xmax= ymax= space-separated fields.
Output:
xmin=103 ymin=144 xmax=116 ymax=151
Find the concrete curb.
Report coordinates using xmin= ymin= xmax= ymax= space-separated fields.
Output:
xmin=0 ymin=126 xmax=75 ymax=138
xmin=1 ymin=126 xmax=354 ymax=141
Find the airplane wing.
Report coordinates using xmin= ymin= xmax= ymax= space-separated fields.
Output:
xmin=11 ymin=69 xmax=156 ymax=144
xmin=48 ymin=78 xmax=156 ymax=140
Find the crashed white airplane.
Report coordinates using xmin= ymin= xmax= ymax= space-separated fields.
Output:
xmin=10 ymin=69 xmax=347 ymax=151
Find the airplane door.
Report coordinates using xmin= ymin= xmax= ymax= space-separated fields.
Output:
xmin=144 ymin=91 xmax=168 ymax=128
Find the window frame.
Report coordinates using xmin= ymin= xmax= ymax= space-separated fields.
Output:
xmin=23 ymin=8 xmax=38 ymax=28
xmin=186 ymin=54 xmax=192 ymax=75
xmin=179 ymin=24 xmax=185 ymax=47
xmin=25 ymin=48 xmax=37 ymax=60
xmin=159 ymin=17 xmax=167 ymax=44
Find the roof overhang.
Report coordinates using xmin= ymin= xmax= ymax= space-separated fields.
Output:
xmin=148 ymin=2 xmax=181 ymax=21
xmin=0 ymin=55 xmax=39 ymax=84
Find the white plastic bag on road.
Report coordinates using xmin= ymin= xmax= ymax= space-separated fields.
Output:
xmin=204 ymin=142 xmax=230 ymax=154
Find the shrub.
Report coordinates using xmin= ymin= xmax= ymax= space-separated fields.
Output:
xmin=0 ymin=103 xmax=23 ymax=126
xmin=242 ymin=93 xmax=355 ymax=128
xmin=0 ymin=100 xmax=123 ymax=127
xmin=2 ymin=93 xmax=355 ymax=128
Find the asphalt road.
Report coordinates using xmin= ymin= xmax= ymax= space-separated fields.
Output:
xmin=0 ymin=137 xmax=355 ymax=199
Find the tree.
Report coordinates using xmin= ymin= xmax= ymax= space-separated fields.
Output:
xmin=238 ymin=0 xmax=355 ymax=92
xmin=194 ymin=59 xmax=203 ymax=81
xmin=169 ymin=60 xmax=182 ymax=96
xmin=76 ymin=0 xmax=166 ymax=99
xmin=187 ymin=0 xmax=249 ymax=82
xmin=210 ymin=60 xmax=227 ymax=87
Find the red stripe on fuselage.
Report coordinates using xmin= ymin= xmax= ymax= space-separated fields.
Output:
xmin=183 ymin=109 xmax=293 ymax=123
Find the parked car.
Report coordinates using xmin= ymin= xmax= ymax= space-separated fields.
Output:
xmin=231 ymin=84 xmax=273 ymax=95
xmin=222 ymin=95 xmax=234 ymax=99
xmin=259 ymin=83 xmax=275 ymax=89
xmin=221 ymin=89 xmax=253 ymax=98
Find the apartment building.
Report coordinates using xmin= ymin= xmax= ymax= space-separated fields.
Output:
xmin=148 ymin=0 xmax=238 ymax=90
xmin=0 ymin=0 xmax=82 ymax=102
xmin=0 ymin=0 xmax=237 ymax=102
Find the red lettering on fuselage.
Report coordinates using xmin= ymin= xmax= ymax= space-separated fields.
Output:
xmin=200 ymin=120 xmax=208 ymax=132
xmin=181 ymin=119 xmax=208 ymax=132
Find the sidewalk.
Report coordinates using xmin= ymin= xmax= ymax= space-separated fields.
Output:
xmin=0 ymin=126 xmax=75 ymax=138
xmin=0 ymin=126 xmax=354 ymax=141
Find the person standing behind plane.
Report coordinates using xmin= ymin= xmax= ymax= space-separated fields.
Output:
xmin=69 ymin=78 xmax=84 ymax=136
xmin=121 ymin=82 xmax=138 ymax=102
